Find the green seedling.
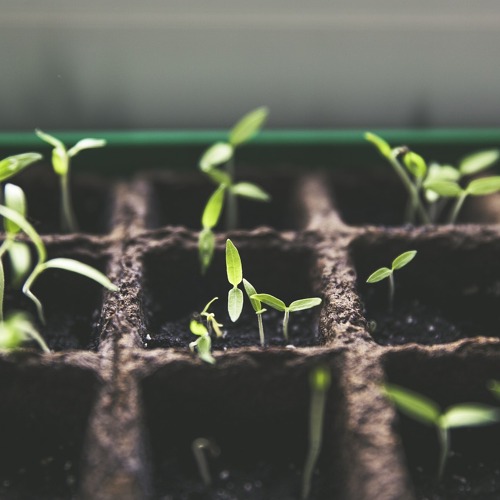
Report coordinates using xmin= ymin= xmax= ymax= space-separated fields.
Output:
xmin=199 ymin=107 xmax=270 ymax=232
xmin=0 ymin=204 xmax=118 ymax=324
xmin=384 ymin=384 xmax=500 ymax=480
xmin=0 ymin=152 xmax=42 ymax=186
xmin=35 ymin=130 xmax=106 ymax=232
xmin=251 ymin=293 xmax=322 ymax=342
xmin=243 ymin=278 xmax=266 ymax=346
xmin=302 ymin=365 xmax=331 ymax=500
xmin=366 ymin=250 xmax=417 ymax=312
xmin=226 ymin=239 xmax=244 ymax=322
xmin=198 ymin=297 xmax=224 ymax=338
xmin=0 ymin=312 xmax=50 ymax=353
xmin=192 ymin=437 xmax=220 ymax=487
xmin=189 ymin=319 xmax=216 ymax=364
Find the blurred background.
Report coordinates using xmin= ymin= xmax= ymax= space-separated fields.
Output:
xmin=1 ymin=0 xmax=500 ymax=131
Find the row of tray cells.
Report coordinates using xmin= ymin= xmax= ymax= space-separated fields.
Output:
xmin=10 ymin=168 xmax=500 ymax=237
xmin=1 ymin=349 xmax=499 ymax=499
xmin=6 ymin=231 xmax=500 ymax=353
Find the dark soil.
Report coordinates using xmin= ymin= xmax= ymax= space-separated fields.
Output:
xmin=145 ymin=307 xmax=320 ymax=350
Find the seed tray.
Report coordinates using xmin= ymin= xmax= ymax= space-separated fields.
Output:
xmin=2 ymin=163 xmax=500 ymax=500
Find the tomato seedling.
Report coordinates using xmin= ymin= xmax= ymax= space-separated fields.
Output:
xmin=189 ymin=319 xmax=216 ymax=365
xmin=226 ymin=239 xmax=244 ymax=322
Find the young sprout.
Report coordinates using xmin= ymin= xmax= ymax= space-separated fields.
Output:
xmin=189 ymin=319 xmax=216 ymax=365
xmin=35 ymin=130 xmax=106 ymax=232
xmin=0 ymin=312 xmax=50 ymax=353
xmin=199 ymin=297 xmax=224 ymax=338
xmin=366 ymin=250 xmax=417 ymax=312
xmin=302 ymin=365 xmax=331 ymax=500
xmin=250 ymin=293 xmax=322 ymax=342
xmin=226 ymin=239 xmax=244 ymax=322
xmin=384 ymin=384 xmax=500 ymax=480
xmin=0 ymin=204 xmax=118 ymax=324
xmin=191 ymin=437 xmax=220 ymax=487
xmin=199 ymin=107 xmax=270 ymax=231
xmin=243 ymin=278 xmax=266 ymax=346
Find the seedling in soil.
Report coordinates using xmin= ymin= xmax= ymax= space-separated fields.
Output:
xmin=243 ymin=278 xmax=267 ymax=346
xmin=366 ymin=250 xmax=417 ymax=312
xmin=191 ymin=437 xmax=221 ymax=487
xmin=35 ymin=130 xmax=106 ymax=232
xmin=0 ymin=204 xmax=118 ymax=324
xmin=199 ymin=107 xmax=270 ymax=232
xmin=198 ymin=297 xmax=224 ymax=338
xmin=384 ymin=384 xmax=500 ymax=480
xmin=226 ymin=239 xmax=244 ymax=322
xmin=0 ymin=312 xmax=49 ymax=353
xmin=189 ymin=319 xmax=216 ymax=365
xmin=302 ymin=365 xmax=331 ymax=500
xmin=251 ymin=293 xmax=322 ymax=342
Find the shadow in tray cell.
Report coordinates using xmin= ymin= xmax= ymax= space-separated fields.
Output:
xmin=142 ymin=244 xmax=322 ymax=349
xmin=141 ymin=360 xmax=340 ymax=499
xmin=384 ymin=351 xmax=500 ymax=500
xmin=0 ymin=361 xmax=99 ymax=499
xmin=351 ymin=236 xmax=500 ymax=346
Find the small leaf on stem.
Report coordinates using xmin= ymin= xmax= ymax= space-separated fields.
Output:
xmin=392 ymin=250 xmax=417 ymax=270
xmin=251 ymin=293 xmax=287 ymax=312
xmin=229 ymin=107 xmax=269 ymax=146
xmin=228 ymin=287 xmax=243 ymax=322
xmin=199 ymin=142 xmax=233 ymax=172
xmin=289 ymin=297 xmax=322 ymax=312
xmin=231 ymin=182 xmax=270 ymax=201
xmin=226 ymin=239 xmax=243 ymax=287
xmin=366 ymin=267 xmax=392 ymax=283
xmin=459 ymin=150 xmax=500 ymax=176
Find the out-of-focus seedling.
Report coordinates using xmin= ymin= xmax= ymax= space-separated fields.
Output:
xmin=189 ymin=319 xmax=216 ymax=365
xmin=0 ymin=205 xmax=118 ymax=324
xmin=226 ymin=239 xmax=244 ymax=322
xmin=35 ymin=129 xmax=106 ymax=232
xmin=251 ymin=293 xmax=322 ymax=342
xmin=366 ymin=250 xmax=417 ymax=312
xmin=199 ymin=297 xmax=224 ymax=338
xmin=192 ymin=437 xmax=220 ymax=487
xmin=0 ymin=312 xmax=49 ymax=353
xmin=384 ymin=384 xmax=500 ymax=480
xmin=302 ymin=365 xmax=331 ymax=500
xmin=243 ymin=278 xmax=266 ymax=346
xmin=0 ymin=152 xmax=42 ymax=186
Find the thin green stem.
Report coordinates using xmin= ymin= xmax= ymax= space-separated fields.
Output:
xmin=60 ymin=173 xmax=78 ymax=233
xmin=283 ymin=308 xmax=290 ymax=341
xmin=225 ymin=156 xmax=237 ymax=230
xmin=437 ymin=425 xmax=449 ymax=481
xmin=388 ymin=273 xmax=395 ymax=312
xmin=257 ymin=312 xmax=265 ymax=346
xmin=0 ymin=238 xmax=13 ymax=324
xmin=448 ymin=192 xmax=468 ymax=224
xmin=192 ymin=438 xmax=219 ymax=487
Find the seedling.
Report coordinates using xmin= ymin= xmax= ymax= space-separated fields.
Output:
xmin=251 ymin=293 xmax=322 ymax=342
xmin=243 ymin=278 xmax=266 ymax=346
xmin=199 ymin=108 xmax=270 ymax=258
xmin=35 ymin=130 xmax=106 ymax=232
xmin=198 ymin=297 xmax=224 ymax=338
xmin=0 ymin=312 xmax=49 ymax=353
xmin=384 ymin=384 xmax=500 ymax=479
xmin=366 ymin=250 xmax=417 ymax=312
xmin=189 ymin=319 xmax=216 ymax=364
xmin=0 ymin=204 xmax=118 ymax=324
xmin=191 ymin=437 xmax=220 ymax=487
xmin=226 ymin=239 xmax=244 ymax=322
xmin=302 ymin=365 xmax=331 ymax=500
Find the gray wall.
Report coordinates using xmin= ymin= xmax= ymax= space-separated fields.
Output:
xmin=2 ymin=1 xmax=500 ymax=130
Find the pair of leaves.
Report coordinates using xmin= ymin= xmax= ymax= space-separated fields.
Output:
xmin=250 ymin=293 xmax=322 ymax=313
xmin=366 ymin=250 xmax=417 ymax=284
xmin=226 ymin=239 xmax=243 ymax=322
xmin=424 ymin=176 xmax=500 ymax=198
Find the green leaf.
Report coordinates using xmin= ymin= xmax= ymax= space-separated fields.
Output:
xmin=198 ymin=228 xmax=215 ymax=274
xmin=196 ymin=334 xmax=216 ymax=364
xmin=201 ymin=297 xmax=219 ymax=315
xmin=231 ymin=182 xmax=270 ymax=201
xmin=251 ymin=293 xmax=287 ymax=312
xmin=52 ymin=146 xmax=69 ymax=176
xmin=67 ymin=138 xmax=106 ymax=157
xmin=4 ymin=183 xmax=27 ymax=234
xmin=392 ymin=250 xmax=417 ymax=271
xmin=427 ymin=164 xmax=460 ymax=183
xmin=310 ymin=366 xmax=331 ymax=392
xmin=365 ymin=132 xmax=392 ymax=159
xmin=202 ymin=185 xmax=226 ymax=229
xmin=366 ymin=267 xmax=392 ymax=283
xmin=190 ymin=319 xmax=208 ymax=336
xmin=459 ymin=150 xmax=500 ymax=176
xmin=289 ymin=297 xmax=322 ymax=312
xmin=229 ymin=107 xmax=269 ymax=146
xmin=467 ymin=176 xmax=500 ymax=196
xmin=0 ymin=153 xmax=42 ymax=182
xmin=243 ymin=278 xmax=261 ymax=312
xmin=199 ymin=142 xmax=234 ymax=172
xmin=35 ymin=129 xmax=65 ymax=150
xmin=228 ymin=287 xmax=243 ymax=322
xmin=441 ymin=404 xmax=500 ymax=429
xmin=422 ymin=180 xmax=463 ymax=198
xmin=205 ymin=168 xmax=232 ymax=186
xmin=384 ymin=384 xmax=440 ymax=425
xmin=8 ymin=242 xmax=32 ymax=285
xmin=404 ymin=151 xmax=427 ymax=179
xmin=41 ymin=258 xmax=119 ymax=291
xmin=226 ymin=239 xmax=242 ymax=287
